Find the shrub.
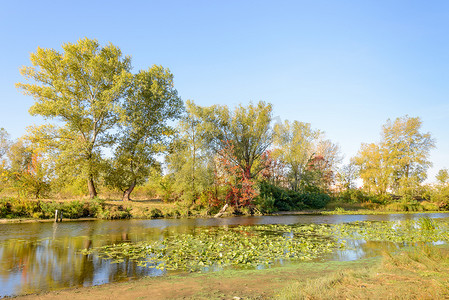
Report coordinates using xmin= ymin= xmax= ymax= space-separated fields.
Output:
xmin=147 ymin=208 xmax=164 ymax=218
xmin=300 ymin=192 xmax=331 ymax=209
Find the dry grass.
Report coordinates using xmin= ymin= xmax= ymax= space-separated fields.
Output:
xmin=278 ymin=246 xmax=449 ymax=300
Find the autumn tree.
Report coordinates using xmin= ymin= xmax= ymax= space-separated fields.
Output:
xmin=189 ymin=101 xmax=273 ymax=180
xmin=336 ymin=162 xmax=358 ymax=191
xmin=352 ymin=143 xmax=391 ymax=194
xmin=105 ymin=66 xmax=183 ymax=201
xmin=187 ymin=101 xmax=273 ymax=209
xmin=272 ymin=121 xmax=340 ymax=193
xmin=6 ymin=139 xmax=51 ymax=198
xmin=382 ymin=116 xmax=435 ymax=194
xmin=17 ymin=38 xmax=130 ymax=198
xmin=353 ymin=116 xmax=435 ymax=196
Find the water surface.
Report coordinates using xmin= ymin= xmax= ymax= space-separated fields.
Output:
xmin=1 ymin=212 xmax=448 ymax=297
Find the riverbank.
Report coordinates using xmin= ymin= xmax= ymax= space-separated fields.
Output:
xmin=17 ymin=256 xmax=377 ymax=300
xmin=16 ymin=245 xmax=449 ymax=299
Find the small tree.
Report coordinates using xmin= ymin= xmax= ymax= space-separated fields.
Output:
xmin=7 ymin=140 xmax=51 ymax=198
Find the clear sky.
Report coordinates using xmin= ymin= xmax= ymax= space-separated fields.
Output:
xmin=1 ymin=0 xmax=448 ymax=182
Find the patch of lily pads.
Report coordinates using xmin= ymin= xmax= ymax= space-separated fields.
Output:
xmin=82 ymin=217 xmax=449 ymax=272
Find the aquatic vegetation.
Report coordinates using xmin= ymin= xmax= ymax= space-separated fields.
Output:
xmin=82 ymin=218 xmax=449 ymax=273
xmin=83 ymin=225 xmax=338 ymax=272
xmin=329 ymin=219 xmax=449 ymax=243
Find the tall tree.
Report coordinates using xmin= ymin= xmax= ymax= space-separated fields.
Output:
xmin=0 ymin=128 xmax=10 ymax=162
xmin=165 ymin=101 xmax=214 ymax=205
xmin=352 ymin=143 xmax=391 ymax=194
xmin=189 ymin=101 xmax=273 ymax=180
xmin=105 ymin=66 xmax=183 ymax=201
xmin=436 ymin=168 xmax=449 ymax=185
xmin=272 ymin=120 xmax=319 ymax=191
xmin=17 ymin=38 xmax=132 ymax=198
xmin=382 ymin=116 xmax=435 ymax=193
xmin=353 ymin=116 xmax=435 ymax=195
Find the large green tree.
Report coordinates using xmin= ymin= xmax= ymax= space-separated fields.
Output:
xmin=105 ymin=65 xmax=183 ymax=201
xmin=17 ymin=38 xmax=132 ymax=198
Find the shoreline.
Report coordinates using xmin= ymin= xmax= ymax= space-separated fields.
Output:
xmin=2 ymin=209 xmax=449 ymax=224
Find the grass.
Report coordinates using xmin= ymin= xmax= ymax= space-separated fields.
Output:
xmin=277 ymin=245 xmax=449 ymax=299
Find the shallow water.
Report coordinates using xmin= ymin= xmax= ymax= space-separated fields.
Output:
xmin=1 ymin=212 xmax=448 ymax=297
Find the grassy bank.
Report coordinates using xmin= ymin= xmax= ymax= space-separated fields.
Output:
xmin=18 ymin=246 xmax=449 ymax=299
xmin=0 ymin=197 xmax=218 ymax=221
xmin=278 ymin=245 xmax=449 ymax=299
xmin=1 ymin=196 xmax=449 ymax=222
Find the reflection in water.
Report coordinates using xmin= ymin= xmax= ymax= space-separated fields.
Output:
xmin=1 ymin=213 xmax=449 ymax=297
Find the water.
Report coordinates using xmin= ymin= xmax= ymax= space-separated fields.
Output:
xmin=1 ymin=212 xmax=448 ymax=297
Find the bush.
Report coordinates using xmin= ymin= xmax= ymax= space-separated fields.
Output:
xmin=257 ymin=182 xmax=330 ymax=211
xmin=337 ymin=189 xmax=369 ymax=203
xmin=300 ymin=193 xmax=331 ymax=209
xmin=255 ymin=195 xmax=276 ymax=213
xmin=147 ymin=208 xmax=164 ymax=218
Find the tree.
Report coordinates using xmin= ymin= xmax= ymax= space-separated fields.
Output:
xmin=306 ymin=138 xmax=342 ymax=191
xmin=17 ymin=38 xmax=132 ymax=198
xmin=436 ymin=168 xmax=449 ymax=185
xmin=190 ymin=101 xmax=273 ymax=180
xmin=352 ymin=143 xmax=391 ymax=194
xmin=105 ymin=66 xmax=183 ymax=201
xmin=353 ymin=116 xmax=435 ymax=196
xmin=382 ymin=116 xmax=435 ymax=194
xmin=273 ymin=121 xmax=319 ymax=191
xmin=165 ymin=100 xmax=214 ymax=205
xmin=336 ymin=162 xmax=358 ymax=191
xmin=6 ymin=139 xmax=51 ymax=198
xmin=0 ymin=128 xmax=10 ymax=162
xmin=187 ymin=101 xmax=273 ymax=209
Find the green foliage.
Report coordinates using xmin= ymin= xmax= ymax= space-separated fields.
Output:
xmin=147 ymin=208 xmax=164 ymax=218
xmin=272 ymin=120 xmax=319 ymax=191
xmin=436 ymin=168 xmax=449 ymax=185
xmin=418 ymin=216 xmax=437 ymax=231
xmin=165 ymin=101 xmax=215 ymax=206
xmin=106 ymin=65 xmax=183 ymax=200
xmin=0 ymin=197 xmax=131 ymax=219
xmin=17 ymin=38 xmax=133 ymax=198
xmin=336 ymin=189 xmax=369 ymax=203
xmin=189 ymin=100 xmax=273 ymax=180
xmin=257 ymin=182 xmax=330 ymax=211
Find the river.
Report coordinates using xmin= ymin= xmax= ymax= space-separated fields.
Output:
xmin=1 ymin=212 xmax=449 ymax=297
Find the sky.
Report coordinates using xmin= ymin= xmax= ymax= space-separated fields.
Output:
xmin=0 ymin=0 xmax=448 ymax=182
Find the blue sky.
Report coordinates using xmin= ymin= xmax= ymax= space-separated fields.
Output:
xmin=1 ymin=0 xmax=448 ymax=182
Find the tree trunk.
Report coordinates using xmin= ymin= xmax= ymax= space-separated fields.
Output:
xmin=214 ymin=203 xmax=228 ymax=218
xmin=87 ymin=176 xmax=97 ymax=199
xmin=122 ymin=180 xmax=136 ymax=201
